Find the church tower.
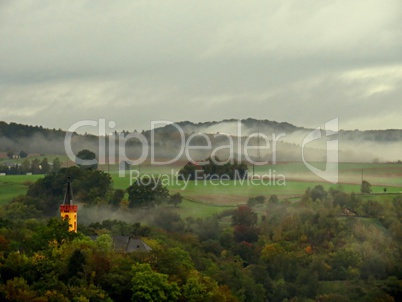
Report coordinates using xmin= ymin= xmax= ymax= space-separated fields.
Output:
xmin=60 ymin=177 xmax=78 ymax=232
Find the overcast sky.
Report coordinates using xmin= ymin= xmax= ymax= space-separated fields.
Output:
xmin=1 ymin=0 xmax=401 ymax=133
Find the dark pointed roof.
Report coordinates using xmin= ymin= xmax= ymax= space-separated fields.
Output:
xmin=89 ymin=235 xmax=152 ymax=253
xmin=109 ymin=236 xmax=152 ymax=252
xmin=63 ymin=177 xmax=74 ymax=205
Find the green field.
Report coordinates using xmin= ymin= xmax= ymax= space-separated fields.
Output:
xmin=1 ymin=162 xmax=401 ymax=218
xmin=0 ymin=174 xmax=43 ymax=205
xmin=109 ymin=162 xmax=402 ymax=205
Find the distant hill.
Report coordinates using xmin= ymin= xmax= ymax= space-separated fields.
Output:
xmin=1 ymin=119 xmax=401 ymax=163
xmin=0 ymin=121 xmax=98 ymax=156
xmin=168 ymin=118 xmax=302 ymax=136
xmin=153 ymin=118 xmax=402 ymax=142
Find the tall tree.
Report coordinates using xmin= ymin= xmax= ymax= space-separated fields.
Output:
xmin=40 ymin=158 xmax=50 ymax=174
xmin=21 ymin=159 xmax=31 ymax=174
xmin=109 ymin=189 xmax=125 ymax=209
xmin=52 ymin=157 xmax=62 ymax=173
xmin=361 ymin=180 xmax=372 ymax=194
xmin=30 ymin=158 xmax=41 ymax=174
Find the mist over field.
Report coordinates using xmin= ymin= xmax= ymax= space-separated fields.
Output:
xmin=78 ymin=203 xmax=163 ymax=226
xmin=1 ymin=119 xmax=402 ymax=163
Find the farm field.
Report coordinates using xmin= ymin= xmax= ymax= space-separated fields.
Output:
xmin=1 ymin=162 xmax=401 ymax=209
xmin=109 ymin=162 xmax=402 ymax=205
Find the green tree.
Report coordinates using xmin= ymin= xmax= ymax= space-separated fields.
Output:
xmin=73 ymin=169 xmax=112 ymax=204
xmin=52 ymin=157 xmax=62 ymax=173
xmin=361 ymin=180 xmax=372 ymax=194
xmin=363 ymin=200 xmax=384 ymax=218
xmin=153 ymin=246 xmax=194 ymax=284
xmin=178 ymin=158 xmax=248 ymax=180
xmin=19 ymin=150 xmax=28 ymax=158
xmin=66 ymin=249 xmax=86 ymax=282
xmin=30 ymin=218 xmax=74 ymax=250
xmin=21 ymin=159 xmax=31 ymax=174
xmin=310 ymin=185 xmax=327 ymax=201
xmin=126 ymin=178 xmax=169 ymax=208
xmin=75 ymin=149 xmax=98 ymax=170
xmin=3 ymin=200 xmax=41 ymax=221
xmin=131 ymin=263 xmax=180 ymax=302
xmin=217 ymin=260 xmax=265 ymax=302
xmin=27 ymin=166 xmax=112 ymax=213
xmin=182 ymin=270 xmax=229 ymax=302
xmin=109 ymin=189 xmax=124 ymax=209
xmin=40 ymin=158 xmax=50 ymax=174
xmin=31 ymin=158 xmax=41 ymax=174
xmin=168 ymin=192 xmax=182 ymax=207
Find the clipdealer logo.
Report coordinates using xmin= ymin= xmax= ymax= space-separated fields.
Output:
xmin=302 ymin=118 xmax=339 ymax=184
xmin=64 ymin=118 xmax=339 ymax=184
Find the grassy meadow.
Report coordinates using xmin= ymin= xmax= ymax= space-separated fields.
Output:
xmin=109 ymin=162 xmax=402 ymax=204
xmin=1 ymin=161 xmax=401 ymax=219
xmin=0 ymin=174 xmax=42 ymax=205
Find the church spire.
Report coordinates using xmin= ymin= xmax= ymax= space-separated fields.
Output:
xmin=60 ymin=177 xmax=78 ymax=232
xmin=63 ymin=177 xmax=74 ymax=205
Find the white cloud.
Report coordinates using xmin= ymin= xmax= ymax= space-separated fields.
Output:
xmin=202 ymin=0 xmax=401 ymax=59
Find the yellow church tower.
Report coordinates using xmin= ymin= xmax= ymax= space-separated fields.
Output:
xmin=60 ymin=177 xmax=78 ymax=232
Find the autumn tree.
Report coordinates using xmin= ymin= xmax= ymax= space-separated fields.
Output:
xmin=232 ymin=206 xmax=258 ymax=227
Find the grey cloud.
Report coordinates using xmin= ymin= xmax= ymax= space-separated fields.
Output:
xmin=0 ymin=0 xmax=402 ymax=132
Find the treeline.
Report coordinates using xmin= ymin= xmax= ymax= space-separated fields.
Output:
xmin=0 ymin=216 xmax=243 ymax=301
xmin=1 ymin=189 xmax=401 ymax=300
xmin=0 ymin=157 xmax=62 ymax=175
xmin=0 ymin=121 xmax=65 ymax=139
xmin=179 ymin=157 xmax=248 ymax=180
xmin=9 ymin=166 xmax=180 ymax=216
